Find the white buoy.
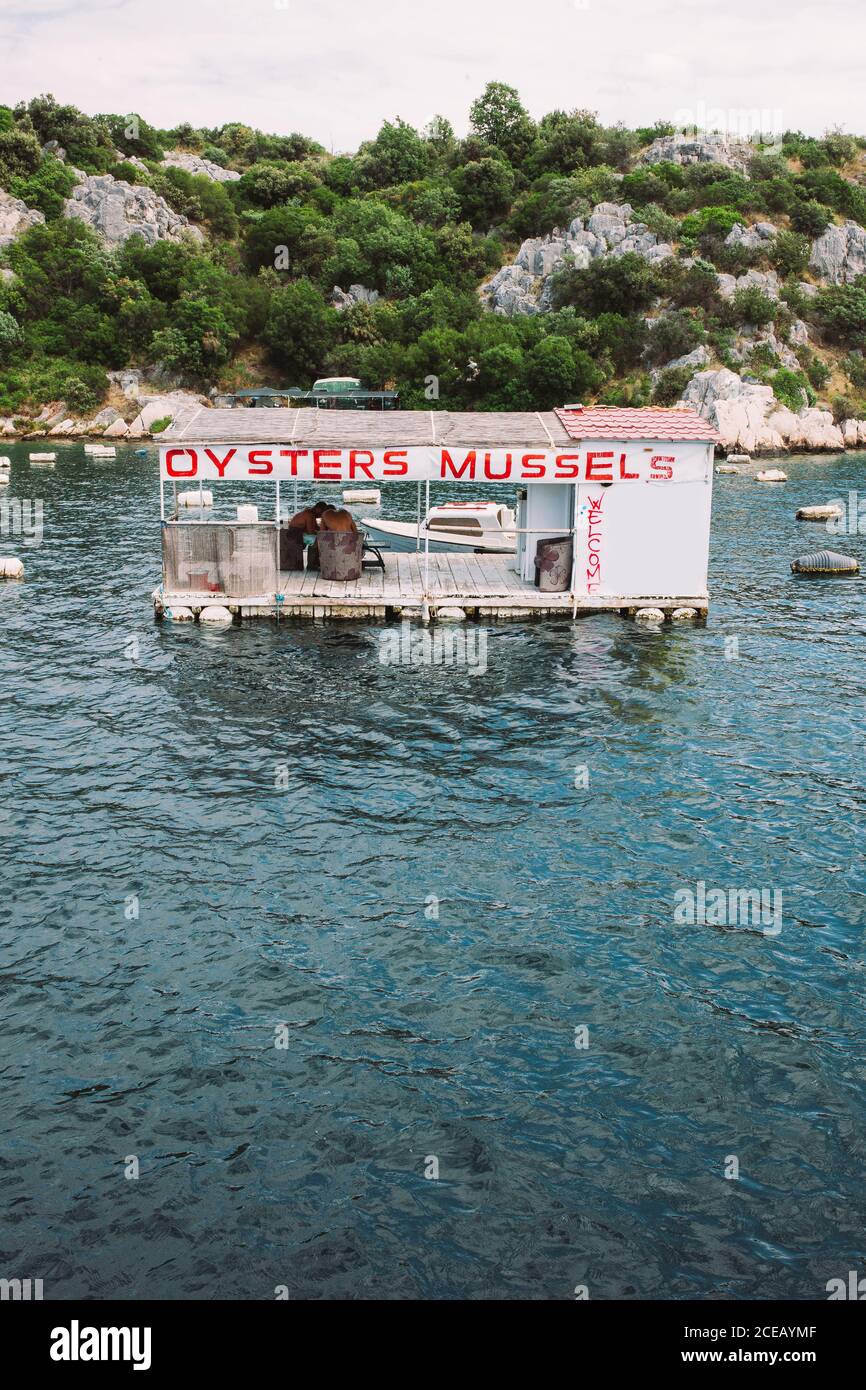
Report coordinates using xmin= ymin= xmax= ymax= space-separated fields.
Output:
xmin=0 ymin=456 xmax=10 ymax=468
xmin=199 ymin=605 xmax=233 ymax=625
xmin=29 ymin=452 xmax=56 ymax=463
xmin=796 ymin=504 xmax=843 ymax=521
xmin=236 ymin=504 xmax=258 ymax=522
xmin=635 ymin=607 xmax=666 ymax=623
xmin=177 ymin=489 xmax=214 ymax=508
xmin=671 ymin=607 xmax=698 ymax=621
xmin=342 ymin=488 xmax=381 ymax=505
xmin=757 ymin=469 xmax=787 ymax=482
xmin=0 ymin=557 xmax=24 ymax=579
xmin=716 ymin=464 xmax=739 ymax=474
xmin=0 ymin=475 xmax=9 ymax=487
xmin=164 ymin=606 xmax=195 ymax=621
xmin=86 ymin=443 xmax=116 ymax=456
xmin=726 ymin=453 xmax=751 ymax=464
xmin=437 ymin=606 xmax=467 ymax=621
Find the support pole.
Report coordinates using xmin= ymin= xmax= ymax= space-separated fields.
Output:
xmin=570 ymin=483 xmax=580 ymax=619
xmin=159 ymin=477 xmax=165 ymax=521
xmin=416 ymin=481 xmax=421 ymax=552
xmin=424 ymin=478 xmax=430 ymax=597
xmin=275 ymin=479 xmax=280 ymax=524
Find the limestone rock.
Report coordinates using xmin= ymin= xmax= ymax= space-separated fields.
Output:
xmin=716 ymin=267 xmax=781 ymax=302
xmin=483 ymin=201 xmax=672 ymax=316
xmin=659 ymin=344 xmax=710 ymax=374
xmin=103 ymin=417 xmax=131 ymax=438
xmin=331 ymin=284 xmax=380 ymax=310
xmin=641 ymin=133 xmax=755 ymax=174
xmin=725 ymin=220 xmax=778 ymax=250
xmin=49 ymin=419 xmax=75 ymax=436
xmin=89 ymin=407 xmax=121 ymax=429
xmin=841 ymin=418 xmax=866 ymax=446
xmin=107 ymin=369 xmax=142 ymax=399
xmin=161 ymin=151 xmax=240 ymax=183
xmin=809 ymin=220 xmax=866 ymax=284
xmin=680 ymin=367 xmax=845 ymax=452
xmin=64 ymin=172 xmax=204 ymax=247
xmin=0 ymin=190 xmax=45 ymax=247
xmin=483 ymin=263 xmax=541 ymax=316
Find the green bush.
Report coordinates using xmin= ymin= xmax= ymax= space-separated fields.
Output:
xmin=770 ymin=230 xmax=811 ymax=277
xmin=768 ymin=368 xmax=809 ymax=411
xmin=652 ymin=365 xmax=691 ymax=405
xmin=726 ymin=287 xmax=777 ymax=328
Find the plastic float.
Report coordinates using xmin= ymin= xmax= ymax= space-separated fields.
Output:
xmin=163 ymin=606 xmax=194 ymax=621
xmin=343 ymin=487 xmax=381 ymax=505
xmin=0 ymin=557 xmax=24 ymax=579
xmin=796 ymin=504 xmax=843 ymax=521
xmin=756 ymin=468 xmax=787 ymax=482
xmin=635 ymin=607 xmax=666 ymax=622
xmin=199 ymin=605 xmax=234 ymax=624
xmin=29 ymin=452 xmax=56 ymax=463
xmin=791 ymin=550 xmax=859 ymax=574
xmin=726 ymin=453 xmax=751 ymax=464
xmin=671 ymin=606 xmax=699 ymax=620
xmin=236 ymin=504 xmax=258 ymax=522
xmin=716 ymin=464 xmax=739 ymax=474
xmin=177 ymin=489 xmax=214 ymax=508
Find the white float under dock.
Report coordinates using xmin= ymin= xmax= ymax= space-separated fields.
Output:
xmin=155 ymin=550 xmax=708 ymax=622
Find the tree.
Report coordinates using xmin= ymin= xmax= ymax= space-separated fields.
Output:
xmin=469 ymin=82 xmax=534 ymax=159
xmin=243 ymin=204 xmax=334 ymax=277
xmin=523 ymin=335 xmax=600 ymax=408
xmin=263 ymin=280 xmax=337 ymax=380
xmin=0 ymin=310 xmax=21 ymax=361
xmin=451 ymin=158 xmax=514 ymax=227
xmin=356 ymin=119 xmax=429 ymax=188
xmin=149 ymin=298 xmax=238 ymax=380
xmin=550 ymin=253 xmax=661 ymax=317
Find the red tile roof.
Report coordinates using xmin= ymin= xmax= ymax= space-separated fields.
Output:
xmin=556 ymin=405 xmax=719 ymax=442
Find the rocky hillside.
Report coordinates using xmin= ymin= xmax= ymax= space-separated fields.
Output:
xmin=2 ymin=90 xmax=866 ymax=449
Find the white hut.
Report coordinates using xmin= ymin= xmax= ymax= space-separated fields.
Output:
xmin=154 ymin=404 xmax=718 ymax=623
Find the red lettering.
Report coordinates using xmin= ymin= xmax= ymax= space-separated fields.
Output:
xmin=554 ymin=453 xmax=581 ymax=479
xmin=586 ymin=451 xmax=614 ymax=481
xmin=279 ymin=448 xmax=308 ymax=475
xmin=313 ymin=449 xmax=342 ymax=480
xmin=383 ymin=449 xmax=408 ymax=477
xmin=483 ymin=451 xmax=512 ymax=481
xmin=248 ymin=449 xmax=274 ymax=476
xmin=650 ymin=454 xmax=674 ymax=480
xmin=520 ymin=453 xmax=546 ymax=479
xmin=202 ymin=447 xmax=237 ymax=477
xmin=619 ymin=451 xmax=639 ymax=480
xmin=440 ymin=449 xmax=476 ymax=480
xmin=164 ymin=447 xmax=197 ymax=478
xmin=349 ymin=449 xmax=375 ymax=479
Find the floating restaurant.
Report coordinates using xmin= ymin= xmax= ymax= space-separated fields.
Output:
xmin=153 ymin=403 xmax=719 ymax=624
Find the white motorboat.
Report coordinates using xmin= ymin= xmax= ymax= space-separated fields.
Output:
xmin=362 ymin=501 xmax=516 ymax=553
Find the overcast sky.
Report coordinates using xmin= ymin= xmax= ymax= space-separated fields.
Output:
xmin=1 ymin=0 xmax=863 ymax=151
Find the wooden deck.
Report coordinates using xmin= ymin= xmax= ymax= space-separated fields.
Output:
xmin=156 ymin=553 xmax=708 ymax=622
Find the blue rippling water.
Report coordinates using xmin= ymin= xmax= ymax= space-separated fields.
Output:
xmin=1 ymin=441 xmax=865 ymax=1299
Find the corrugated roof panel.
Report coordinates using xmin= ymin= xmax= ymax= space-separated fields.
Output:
xmin=161 ymin=408 xmax=573 ymax=447
xmin=555 ymin=405 xmax=719 ymax=442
